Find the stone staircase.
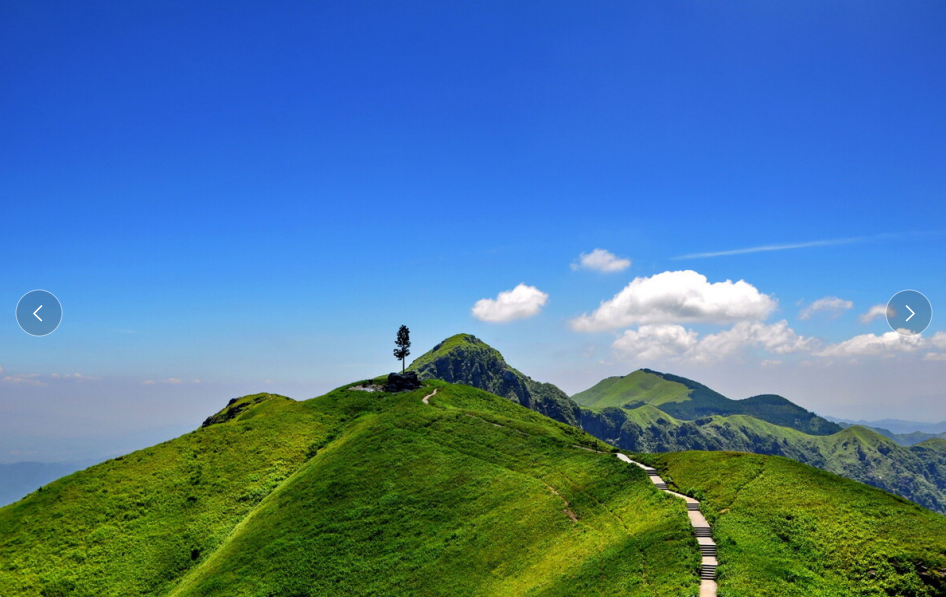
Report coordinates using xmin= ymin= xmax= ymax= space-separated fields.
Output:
xmin=616 ymin=454 xmax=718 ymax=596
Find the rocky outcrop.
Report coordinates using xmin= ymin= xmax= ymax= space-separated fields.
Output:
xmin=384 ymin=371 xmax=422 ymax=393
xmin=409 ymin=334 xmax=581 ymax=427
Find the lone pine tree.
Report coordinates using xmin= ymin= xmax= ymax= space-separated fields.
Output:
xmin=393 ymin=325 xmax=411 ymax=373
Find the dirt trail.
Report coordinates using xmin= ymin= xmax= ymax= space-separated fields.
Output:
xmin=421 ymin=388 xmax=438 ymax=404
xmin=616 ymin=454 xmax=718 ymax=596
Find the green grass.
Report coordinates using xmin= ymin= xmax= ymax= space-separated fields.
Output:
xmin=572 ymin=370 xmax=692 ymax=410
xmin=0 ymin=393 xmax=333 ymax=597
xmin=642 ymin=451 xmax=946 ymax=597
xmin=0 ymin=382 xmax=699 ymax=597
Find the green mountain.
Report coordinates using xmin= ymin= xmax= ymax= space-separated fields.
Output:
xmin=414 ymin=335 xmax=946 ymax=514
xmin=0 ymin=382 xmax=700 ymax=596
xmin=574 ymin=369 xmax=841 ymax=435
xmin=409 ymin=334 xmax=581 ymax=427
xmin=641 ymin=450 xmax=946 ymax=596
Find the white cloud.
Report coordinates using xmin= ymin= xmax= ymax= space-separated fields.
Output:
xmin=191 ymin=379 xmax=202 ymax=384
xmin=699 ymin=321 xmax=819 ymax=357
xmin=611 ymin=320 xmax=814 ymax=363
xmin=798 ymin=296 xmax=853 ymax=320
xmin=2 ymin=373 xmax=47 ymax=386
xmin=859 ymin=304 xmax=889 ymax=324
xmin=761 ymin=359 xmax=782 ymax=367
xmin=571 ymin=248 xmax=631 ymax=273
xmin=671 ymin=233 xmax=916 ymax=260
xmin=930 ymin=332 xmax=946 ymax=350
xmin=142 ymin=380 xmax=156 ymax=385
xmin=62 ymin=372 xmax=97 ymax=381
xmin=612 ymin=325 xmax=699 ymax=361
xmin=570 ymin=270 xmax=777 ymax=332
xmin=923 ymin=353 xmax=946 ymax=362
xmin=472 ymin=284 xmax=549 ymax=322
xmin=142 ymin=378 xmax=186 ymax=385
xmin=816 ymin=331 xmax=927 ymax=357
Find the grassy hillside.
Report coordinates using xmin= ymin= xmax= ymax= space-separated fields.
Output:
xmin=572 ymin=370 xmax=692 ymax=410
xmin=641 ymin=451 xmax=946 ymax=596
xmin=0 ymin=393 xmax=331 ymax=596
xmin=0 ymin=383 xmax=699 ymax=597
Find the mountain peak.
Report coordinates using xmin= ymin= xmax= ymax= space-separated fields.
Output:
xmin=408 ymin=334 xmax=578 ymax=425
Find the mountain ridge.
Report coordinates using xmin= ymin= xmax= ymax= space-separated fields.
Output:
xmin=413 ymin=333 xmax=946 ymax=514
xmin=574 ymin=368 xmax=841 ymax=436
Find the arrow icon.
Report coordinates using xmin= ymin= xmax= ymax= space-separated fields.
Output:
xmin=33 ymin=305 xmax=43 ymax=322
xmin=905 ymin=305 xmax=915 ymax=322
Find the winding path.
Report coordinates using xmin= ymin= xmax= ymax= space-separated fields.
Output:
xmin=616 ymin=454 xmax=718 ymax=596
xmin=422 ymin=388 xmax=438 ymax=404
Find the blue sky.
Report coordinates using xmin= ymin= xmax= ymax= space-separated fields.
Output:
xmin=2 ymin=1 xmax=945 ymax=462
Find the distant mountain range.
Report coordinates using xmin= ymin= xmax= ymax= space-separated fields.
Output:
xmin=410 ymin=334 xmax=946 ymax=514
xmin=824 ymin=416 xmax=946 ymax=446
xmin=825 ymin=417 xmax=946 ymax=435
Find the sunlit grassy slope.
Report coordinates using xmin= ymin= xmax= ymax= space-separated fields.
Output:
xmin=643 ymin=450 xmax=946 ymax=597
xmin=0 ymin=383 xmax=698 ymax=597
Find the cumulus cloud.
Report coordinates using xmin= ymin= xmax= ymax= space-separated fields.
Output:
xmin=859 ymin=304 xmax=889 ymax=324
xmin=798 ymin=296 xmax=853 ymax=320
xmin=570 ymin=270 xmax=777 ymax=332
xmin=816 ymin=331 xmax=927 ymax=357
xmin=930 ymin=331 xmax=946 ymax=350
xmin=612 ymin=325 xmax=699 ymax=361
xmin=571 ymin=249 xmax=631 ymax=273
xmin=611 ymin=320 xmax=815 ymax=363
xmin=472 ymin=284 xmax=549 ymax=322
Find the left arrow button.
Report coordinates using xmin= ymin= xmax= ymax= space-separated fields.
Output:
xmin=16 ymin=291 xmax=62 ymax=337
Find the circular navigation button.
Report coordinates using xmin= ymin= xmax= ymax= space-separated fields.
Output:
xmin=16 ymin=290 xmax=63 ymax=337
xmin=886 ymin=289 xmax=932 ymax=336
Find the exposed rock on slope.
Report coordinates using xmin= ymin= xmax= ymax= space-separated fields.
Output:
xmin=409 ymin=334 xmax=581 ymax=426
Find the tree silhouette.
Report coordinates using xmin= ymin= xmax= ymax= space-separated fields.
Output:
xmin=393 ymin=325 xmax=411 ymax=373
